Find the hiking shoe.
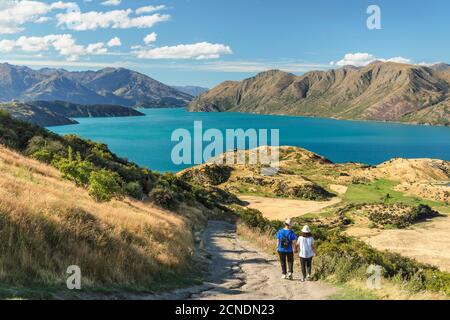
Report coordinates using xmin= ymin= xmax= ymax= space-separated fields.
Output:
xmin=287 ymin=273 xmax=293 ymax=280
xmin=306 ymin=275 xmax=311 ymax=281
xmin=281 ymin=274 xmax=287 ymax=279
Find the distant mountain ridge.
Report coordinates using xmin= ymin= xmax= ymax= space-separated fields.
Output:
xmin=172 ymin=85 xmax=209 ymax=97
xmin=0 ymin=100 xmax=144 ymax=127
xmin=0 ymin=63 xmax=193 ymax=107
xmin=189 ymin=62 xmax=450 ymax=126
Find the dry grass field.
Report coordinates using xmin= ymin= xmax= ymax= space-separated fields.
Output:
xmin=239 ymin=195 xmax=341 ymax=220
xmin=347 ymin=215 xmax=450 ymax=272
xmin=0 ymin=145 xmax=194 ymax=290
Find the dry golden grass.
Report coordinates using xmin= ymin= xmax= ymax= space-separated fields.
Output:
xmin=344 ymin=279 xmax=448 ymax=300
xmin=236 ymin=222 xmax=277 ymax=256
xmin=347 ymin=215 xmax=450 ymax=273
xmin=0 ymin=145 xmax=194 ymax=288
xmin=239 ymin=195 xmax=341 ymax=220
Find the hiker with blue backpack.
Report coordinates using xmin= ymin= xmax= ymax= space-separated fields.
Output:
xmin=276 ymin=218 xmax=297 ymax=280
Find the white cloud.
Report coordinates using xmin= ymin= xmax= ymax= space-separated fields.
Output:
xmin=0 ymin=34 xmax=109 ymax=61
xmin=0 ymin=40 xmax=16 ymax=53
xmin=143 ymin=32 xmax=157 ymax=44
xmin=56 ymin=8 xmax=170 ymax=31
xmin=136 ymin=42 xmax=233 ymax=60
xmin=333 ymin=53 xmax=412 ymax=67
xmin=50 ymin=1 xmax=78 ymax=10
xmin=0 ymin=0 xmax=78 ymax=34
xmin=86 ymin=42 xmax=107 ymax=54
xmin=171 ymin=60 xmax=329 ymax=73
xmin=101 ymin=0 xmax=121 ymax=6
xmin=107 ymin=36 xmax=121 ymax=47
xmin=416 ymin=61 xmax=441 ymax=67
xmin=135 ymin=5 xmax=166 ymax=15
xmin=35 ymin=16 xmax=52 ymax=23
xmin=2 ymin=58 xmax=123 ymax=69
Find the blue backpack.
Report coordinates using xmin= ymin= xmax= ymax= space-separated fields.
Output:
xmin=281 ymin=230 xmax=291 ymax=249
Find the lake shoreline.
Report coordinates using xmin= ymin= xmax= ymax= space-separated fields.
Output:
xmin=49 ymin=108 xmax=450 ymax=173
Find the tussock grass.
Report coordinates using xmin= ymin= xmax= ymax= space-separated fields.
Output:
xmin=0 ymin=145 xmax=194 ymax=290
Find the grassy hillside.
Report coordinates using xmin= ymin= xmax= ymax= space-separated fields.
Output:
xmin=0 ymin=145 xmax=196 ymax=297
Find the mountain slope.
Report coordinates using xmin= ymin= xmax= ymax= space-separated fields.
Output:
xmin=0 ymin=144 xmax=194 ymax=292
xmin=189 ymin=62 xmax=450 ymax=126
xmin=0 ymin=63 xmax=192 ymax=107
xmin=0 ymin=101 xmax=76 ymax=126
xmin=0 ymin=100 xmax=144 ymax=126
xmin=30 ymin=100 xmax=145 ymax=119
xmin=172 ymin=85 xmax=209 ymax=97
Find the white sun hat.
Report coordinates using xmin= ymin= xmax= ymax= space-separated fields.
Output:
xmin=284 ymin=218 xmax=292 ymax=226
xmin=302 ymin=225 xmax=311 ymax=233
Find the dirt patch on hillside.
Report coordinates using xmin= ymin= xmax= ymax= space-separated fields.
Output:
xmin=346 ymin=215 xmax=450 ymax=272
xmin=239 ymin=195 xmax=341 ymax=220
xmin=329 ymin=184 xmax=348 ymax=195
xmin=363 ymin=158 xmax=450 ymax=183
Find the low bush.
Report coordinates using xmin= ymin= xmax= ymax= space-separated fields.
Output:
xmin=368 ymin=204 xmax=440 ymax=229
xmin=88 ymin=169 xmax=124 ymax=202
xmin=150 ymin=186 xmax=178 ymax=210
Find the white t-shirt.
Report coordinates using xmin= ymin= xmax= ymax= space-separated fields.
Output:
xmin=297 ymin=236 xmax=315 ymax=258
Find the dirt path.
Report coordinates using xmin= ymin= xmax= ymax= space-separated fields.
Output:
xmin=240 ymin=195 xmax=342 ymax=220
xmin=148 ymin=221 xmax=336 ymax=300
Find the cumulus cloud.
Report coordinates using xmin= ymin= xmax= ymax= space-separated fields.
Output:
xmin=332 ymin=53 xmax=412 ymax=67
xmin=0 ymin=0 xmax=78 ymax=34
xmin=0 ymin=34 xmax=109 ymax=61
xmin=136 ymin=42 xmax=233 ymax=60
xmin=107 ymin=37 xmax=121 ymax=47
xmin=56 ymin=8 xmax=170 ymax=31
xmin=135 ymin=5 xmax=166 ymax=15
xmin=143 ymin=32 xmax=157 ymax=44
xmin=101 ymin=0 xmax=121 ymax=6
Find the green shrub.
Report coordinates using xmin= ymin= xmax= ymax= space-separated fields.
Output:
xmin=30 ymin=149 xmax=53 ymax=163
xmin=124 ymin=181 xmax=144 ymax=199
xmin=149 ymin=186 xmax=178 ymax=210
xmin=88 ymin=169 xmax=124 ymax=202
xmin=54 ymin=158 xmax=94 ymax=187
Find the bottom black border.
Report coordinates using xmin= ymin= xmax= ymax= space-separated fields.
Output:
xmin=0 ymin=300 xmax=446 ymax=319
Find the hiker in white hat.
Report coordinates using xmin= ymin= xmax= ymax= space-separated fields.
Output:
xmin=295 ymin=225 xmax=316 ymax=282
xmin=275 ymin=218 xmax=297 ymax=280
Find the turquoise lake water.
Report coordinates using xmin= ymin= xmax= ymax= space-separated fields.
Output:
xmin=49 ymin=108 xmax=450 ymax=172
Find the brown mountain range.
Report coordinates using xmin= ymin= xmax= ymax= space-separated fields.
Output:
xmin=188 ymin=62 xmax=450 ymax=126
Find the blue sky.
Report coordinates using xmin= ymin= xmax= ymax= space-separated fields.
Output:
xmin=0 ymin=0 xmax=449 ymax=87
